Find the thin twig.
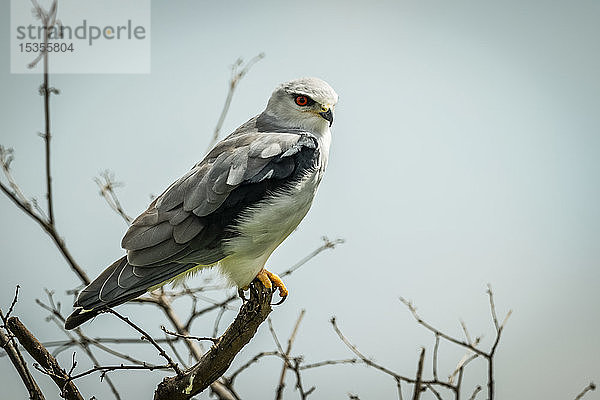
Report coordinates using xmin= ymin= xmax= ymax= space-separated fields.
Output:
xmin=94 ymin=170 xmax=132 ymax=224
xmin=456 ymin=367 xmax=465 ymax=399
xmin=36 ymin=294 xmax=123 ymax=400
xmin=227 ymin=351 xmax=280 ymax=384
xmin=0 ymin=181 xmax=89 ymax=284
xmin=68 ymin=363 xmax=171 ymax=381
xmin=29 ymin=0 xmax=58 ymax=226
xmin=4 ymin=285 xmax=21 ymax=322
xmin=212 ymin=306 xmax=228 ymax=337
xmin=160 ymin=325 xmax=219 ymax=344
xmin=399 ymin=297 xmax=487 ymax=357
xmin=290 ymin=357 xmax=315 ymax=400
xmin=426 ymin=384 xmax=443 ymax=400
xmin=300 ymin=358 xmax=360 ymax=370
xmin=449 ymin=353 xmax=478 ymax=384
xmin=0 ymin=146 xmax=30 ymax=205
xmin=486 ymin=284 xmax=499 ymax=332
xmin=574 ymin=382 xmax=596 ymax=400
xmin=397 ymin=379 xmax=404 ymax=400
xmin=467 ymin=385 xmax=482 ymax=400
xmin=268 ymin=317 xmax=284 ymax=354
xmin=433 ymin=333 xmax=439 ymax=381
xmin=163 ymin=332 xmax=188 ymax=369
xmin=459 ymin=319 xmax=473 ymax=346
xmin=105 ymin=309 xmax=182 ymax=376
xmin=276 ymin=309 xmax=305 ymax=400
xmin=485 ymin=286 xmax=511 ymax=400
xmin=0 ymin=0 xmax=90 ymax=285
xmin=207 ymin=53 xmax=265 ymax=152
xmin=330 ymin=317 xmax=454 ymax=392
xmin=412 ymin=348 xmax=425 ymax=400
xmin=279 ymin=237 xmax=345 ymax=279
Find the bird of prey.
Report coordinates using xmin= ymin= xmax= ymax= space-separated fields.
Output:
xmin=65 ymin=77 xmax=338 ymax=330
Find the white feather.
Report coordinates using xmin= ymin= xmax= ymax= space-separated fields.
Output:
xmin=218 ymin=130 xmax=330 ymax=287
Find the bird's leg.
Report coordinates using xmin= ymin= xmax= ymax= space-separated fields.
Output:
xmin=254 ymin=268 xmax=288 ymax=305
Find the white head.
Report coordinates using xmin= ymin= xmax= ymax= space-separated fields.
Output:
xmin=264 ymin=77 xmax=339 ymax=134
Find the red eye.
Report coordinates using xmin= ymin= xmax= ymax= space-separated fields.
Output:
xmin=295 ymin=95 xmax=308 ymax=106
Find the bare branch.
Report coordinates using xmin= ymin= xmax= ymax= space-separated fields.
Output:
xmin=412 ymin=348 xmax=425 ymax=400
xmin=574 ymin=382 xmax=596 ymax=400
xmin=68 ymin=363 xmax=172 ymax=381
xmin=486 ymin=284 xmax=499 ymax=332
xmin=268 ymin=317 xmax=284 ymax=353
xmin=0 ymin=146 xmax=30 ymax=205
xmin=425 ymin=384 xmax=442 ymax=400
xmin=160 ymin=325 xmax=219 ymax=344
xmin=459 ymin=319 xmax=473 ymax=346
xmin=0 ymin=1 xmax=90 ymax=286
xmin=137 ymin=293 xmax=237 ymax=399
xmin=74 ymin=336 xmax=122 ymax=399
xmin=290 ymin=357 xmax=315 ymax=400
xmin=104 ymin=309 xmax=182 ymax=376
xmin=4 ymin=285 xmax=21 ymax=322
xmin=35 ymin=293 xmax=124 ymax=399
xmin=0 ymin=179 xmax=89 ymax=284
xmin=94 ymin=170 xmax=132 ymax=224
xmin=6 ymin=316 xmax=83 ymax=400
xmin=330 ymin=317 xmax=455 ymax=392
xmin=4 ymin=179 xmax=90 ymax=284
xmin=227 ymin=351 xmax=280 ymax=384
xmin=432 ymin=334 xmax=439 ymax=381
xmin=153 ymin=282 xmax=273 ymax=400
xmin=276 ymin=309 xmax=305 ymax=400
xmin=300 ymin=358 xmax=360 ymax=370
xmin=399 ymin=297 xmax=487 ymax=357
xmin=467 ymin=385 xmax=482 ymax=400
xmin=163 ymin=332 xmax=189 ymax=369
xmin=207 ymin=53 xmax=265 ymax=151
xmin=456 ymin=367 xmax=465 ymax=399
xmin=28 ymin=0 xmax=60 ymax=226
xmin=212 ymin=306 xmax=228 ymax=337
xmin=0 ymin=309 xmax=46 ymax=400
xmin=448 ymin=353 xmax=478 ymax=385
xmin=397 ymin=379 xmax=404 ymax=400
xmin=331 ymin=316 xmax=399 ymax=377
xmin=279 ymin=237 xmax=345 ymax=279
xmin=486 ymin=286 xmax=511 ymax=400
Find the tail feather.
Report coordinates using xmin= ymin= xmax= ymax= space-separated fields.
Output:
xmin=65 ymin=256 xmax=196 ymax=330
xmin=64 ymin=289 xmax=145 ymax=330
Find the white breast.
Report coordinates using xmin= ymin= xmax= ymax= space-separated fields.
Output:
xmin=219 ymin=130 xmax=330 ymax=287
xmin=218 ymin=171 xmax=320 ymax=287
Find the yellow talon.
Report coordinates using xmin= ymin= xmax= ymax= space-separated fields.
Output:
xmin=254 ymin=268 xmax=288 ymax=303
xmin=255 ymin=269 xmax=273 ymax=290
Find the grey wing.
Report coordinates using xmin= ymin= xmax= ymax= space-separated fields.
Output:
xmin=121 ymin=130 xmax=314 ymax=267
xmin=66 ymin=128 xmax=319 ymax=329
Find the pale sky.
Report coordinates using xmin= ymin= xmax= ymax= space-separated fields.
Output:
xmin=1 ymin=1 xmax=599 ymax=399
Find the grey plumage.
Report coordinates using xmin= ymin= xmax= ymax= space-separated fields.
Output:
xmin=65 ymin=77 xmax=338 ymax=330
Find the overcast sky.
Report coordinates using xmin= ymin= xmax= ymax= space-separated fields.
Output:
xmin=1 ymin=1 xmax=599 ymax=399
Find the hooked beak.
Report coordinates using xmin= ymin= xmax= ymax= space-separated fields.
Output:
xmin=319 ymin=107 xmax=333 ymax=127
